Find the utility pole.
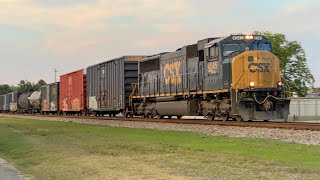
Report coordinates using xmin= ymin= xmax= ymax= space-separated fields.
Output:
xmin=54 ymin=69 xmax=58 ymax=83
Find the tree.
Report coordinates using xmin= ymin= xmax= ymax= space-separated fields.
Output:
xmin=17 ymin=79 xmax=47 ymax=92
xmin=34 ymin=79 xmax=47 ymax=90
xmin=255 ymin=32 xmax=314 ymax=97
xmin=18 ymin=80 xmax=33 ymax=92
xmin=0 ymin=84 xmax=13 ymax=95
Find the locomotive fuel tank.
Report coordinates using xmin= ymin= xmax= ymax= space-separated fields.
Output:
xmin=155 ymin=100 xmax=198 ymax=116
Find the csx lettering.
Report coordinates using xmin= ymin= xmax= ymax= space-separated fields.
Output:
xmin=248 ymin=63 xmax=271 ymax=73
xmin=163 ymin=61 xmax=182 ymax=85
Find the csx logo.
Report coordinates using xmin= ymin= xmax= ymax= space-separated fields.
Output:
xmin=248 ymin=63 xmax=271 ymax=73
xmin=163 ymin=61 xmax=182 ymax=85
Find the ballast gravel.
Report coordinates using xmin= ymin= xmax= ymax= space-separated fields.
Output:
xmin=1 ymin=114 xmax=320 ymax=146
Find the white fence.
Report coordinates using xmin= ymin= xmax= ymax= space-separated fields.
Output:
xmin=289 ymin=98 xmax=320 ymax=121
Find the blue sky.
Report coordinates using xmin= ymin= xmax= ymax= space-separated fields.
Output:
xmin=0 ymin=0 xmax=319 ymax=86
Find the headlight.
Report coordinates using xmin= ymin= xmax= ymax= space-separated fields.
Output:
xmin=249 ymin=81 xmax=255 ymax=88
xmin=277 ymin=81 xmax=283 ymax=87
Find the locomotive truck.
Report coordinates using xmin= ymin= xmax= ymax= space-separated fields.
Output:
xmin=127 ymin=34 xmax=290 ymax=121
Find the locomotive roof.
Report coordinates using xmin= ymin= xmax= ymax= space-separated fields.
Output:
xmin=205 ymin=37 xmax=228 ymax=48
xmin=205 ymin=34 xmax=269 ymax=48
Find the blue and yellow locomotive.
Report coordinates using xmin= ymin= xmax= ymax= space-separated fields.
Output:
xmin=129 ymin=34 xmax=290 ymax=121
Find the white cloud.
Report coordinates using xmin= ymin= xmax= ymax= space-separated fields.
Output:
xmin=0 ymin=0 xmax=237 ymax=56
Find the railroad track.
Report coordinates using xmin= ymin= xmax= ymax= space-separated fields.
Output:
xmin=1 ymin=113 xmax=320 ymax=131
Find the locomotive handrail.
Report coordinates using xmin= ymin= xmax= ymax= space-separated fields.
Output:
xmin=129 ymin=83 xmax=138 ymax=106
xmin=233 ymin=69 xmax=248 ymax=90
xmin=281 ymin=75 xmax=292 ymax=96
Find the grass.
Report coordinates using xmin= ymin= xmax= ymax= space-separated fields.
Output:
xmin=0 ymin=116 xmax=320 ymax=179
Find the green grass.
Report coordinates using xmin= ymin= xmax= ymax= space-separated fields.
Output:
xmin=0 ymin=116 xmax=320 ymax=179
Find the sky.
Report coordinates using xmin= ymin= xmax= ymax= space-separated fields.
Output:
xmin=0 ymin=0 xmax=319 ymax=86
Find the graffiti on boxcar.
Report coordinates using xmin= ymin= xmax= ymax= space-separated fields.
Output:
xmin=42 ymin=100 xmax=48 ymax=111
xmin=72 ymin=98 xmax=80 ymax=110
xmin=62 ymin=98 xmax=69 ymax=111
xmin=50 ymin=102 xmax=57 ymax=110
xmin=163 ymin=61 xmax=182 ymax=85
xmin=10 ymin=103 xmax=17 ymax=111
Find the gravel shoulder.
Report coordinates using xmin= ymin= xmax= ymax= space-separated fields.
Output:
xmin=1 ymin=114 xmax=320 ymax=146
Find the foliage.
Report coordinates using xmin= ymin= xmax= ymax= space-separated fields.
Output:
xmin=0 ymin=84 xmax=13 ymax=95
xmin=0 ymin=79 xmax=46 ymax=95
xmin=17 ymin=79 xmax=47 ymax=92
xmin=255 ymin=31 xmax=314 ymax=97
xmin=0 ymin=84 xmax=18 ymax=95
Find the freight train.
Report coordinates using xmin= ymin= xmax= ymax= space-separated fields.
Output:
xmin=0 ymin=34 xmax=290 ymax=121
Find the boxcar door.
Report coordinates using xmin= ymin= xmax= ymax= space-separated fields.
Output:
xmin=67 ymin=76 xmax=73 ymax=111
xmin=99 ymin=64 xmax=107 ymax=110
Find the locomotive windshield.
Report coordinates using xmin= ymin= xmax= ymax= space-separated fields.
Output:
xmin=223 ymin=43 xmax=246 ymax=56
xmin=222 ymin=41 xmax=271 ymax=57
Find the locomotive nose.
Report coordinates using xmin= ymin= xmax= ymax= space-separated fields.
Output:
xmin=231 ymin=50 xmax=281 ymax=89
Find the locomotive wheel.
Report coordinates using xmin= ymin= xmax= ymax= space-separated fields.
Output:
xmin=221 ymin=114 xmax=229 ymax=121
xmin=148 ymin=114 xmax=153 ymax=119
xmin=155 ymin=114 xmax=163 ymax=119
xmin=167 ymin=116 xmax=172 ymax=119
xmin=177 ymin=116 xmax=182 ymax=119
xmin=236 ymin=116 xmax=243 ymax=122
xmin=207 ymin=114 xmax=215 ymax=121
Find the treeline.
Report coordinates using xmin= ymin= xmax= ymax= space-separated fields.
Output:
xmin=0 ymin=79 xmax=46 ymax=95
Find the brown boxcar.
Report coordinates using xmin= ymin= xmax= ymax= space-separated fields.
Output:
xmin=59 ymin=69 xmax=87 ymax=115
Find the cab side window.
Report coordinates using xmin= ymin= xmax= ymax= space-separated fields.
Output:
xmin=207 ymin=44 xmax=219 ymax=60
